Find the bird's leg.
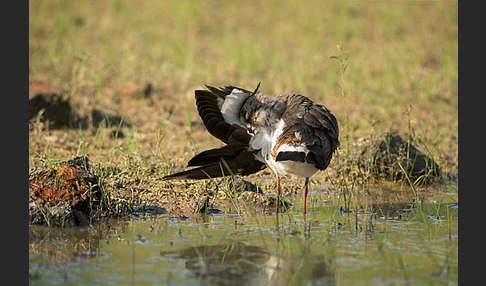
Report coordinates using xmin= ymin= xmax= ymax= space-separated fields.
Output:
xmin=303 ymin=177 xmax=309 ymax=220
xmin=276 ymin=176 xmax=281 ymax=214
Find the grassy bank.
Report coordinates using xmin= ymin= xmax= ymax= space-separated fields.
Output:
xmin=29 ymin=0 xmax=458 ymax=207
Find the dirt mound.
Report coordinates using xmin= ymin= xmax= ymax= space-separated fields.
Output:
xmin=28 ymin=156 xmax=269 ymax=226
xmin=352 ymin=133 xmax=440 ymax=183
xmin=29 ymin=157 xmax=105 ymax=227
xmin=29 ymin=80 xmax=132 ymax=130
xmin=29 ymin=81 xmax=71 ymax=127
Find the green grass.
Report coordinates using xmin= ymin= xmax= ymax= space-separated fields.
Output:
xmin=29 ymin=0 xmax=458 ymax=211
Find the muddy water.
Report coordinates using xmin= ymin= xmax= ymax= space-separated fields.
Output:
xmin=29 ymin=185 xmax=458 ymax=285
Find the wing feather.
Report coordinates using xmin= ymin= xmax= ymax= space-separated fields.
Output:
xmin=163 ymin=84 xmax=266 ymax=180
xmin=278 ymin=94 xmax=339 ymax=170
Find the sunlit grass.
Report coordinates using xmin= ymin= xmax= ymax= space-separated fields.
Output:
xmin=29 ymin=0 xmax=457 ymax=172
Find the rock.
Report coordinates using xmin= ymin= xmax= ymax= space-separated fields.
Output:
xmin=239 ymin=191 xmax=273 ymax=206
xmin=29 ymin=201 xmax=75 ymax=227
xmin=29 ymin=81 xmax=71 ymax=127
xmin=354 ymin=133 xmax=440 ymax=183
xmin=224 ymin=177 xmax=264 ymax=194
xmin=48 ymin=201 xmax=76 ymax=227
xmin=29 ymin=202 xmax=47 ymax=225
xmin=187 ymin=195 xmax=211 ymax=214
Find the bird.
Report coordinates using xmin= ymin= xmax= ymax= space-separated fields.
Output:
xmin=163 ymin=83 xmax=340 ymax=219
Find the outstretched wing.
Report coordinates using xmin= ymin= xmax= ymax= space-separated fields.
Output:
xmin=195 ymin=85 xmax=255 ymax=144
xmin=163 ymin=84 xmax=266 ymax=180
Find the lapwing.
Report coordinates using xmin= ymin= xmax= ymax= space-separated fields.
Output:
xmin=163 ymin=83 xmax=340 ymax=219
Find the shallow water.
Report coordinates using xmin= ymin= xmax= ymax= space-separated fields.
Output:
xmin=29 ymin=185 xmax=458 ymax=285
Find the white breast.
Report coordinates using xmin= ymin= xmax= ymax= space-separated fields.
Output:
xmin=250 ymin=119 xmax=318 ymax=178
xmin=250 ymin=119 xmax=285 ymax=159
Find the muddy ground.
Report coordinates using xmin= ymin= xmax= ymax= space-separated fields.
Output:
xmin=28 ymin=81 xmax=454 ymax=227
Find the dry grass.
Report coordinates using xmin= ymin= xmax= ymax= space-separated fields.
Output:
xmin=29 ymin=0 xmax=458 ymax=212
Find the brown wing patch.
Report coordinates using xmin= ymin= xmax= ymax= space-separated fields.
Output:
xmin=271 ymin=135 xmax=301 ymax=158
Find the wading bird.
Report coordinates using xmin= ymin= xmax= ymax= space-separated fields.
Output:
xmin=163 ymin=84 xmax=339 ymax=219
